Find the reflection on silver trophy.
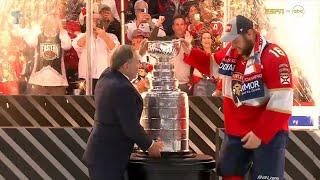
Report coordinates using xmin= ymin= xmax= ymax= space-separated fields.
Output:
xmin=141 ymin=40 xmax=189 ymax=152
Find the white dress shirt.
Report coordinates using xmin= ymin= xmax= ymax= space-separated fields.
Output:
xmin=72 ymin=32 xmax=120 ymax=79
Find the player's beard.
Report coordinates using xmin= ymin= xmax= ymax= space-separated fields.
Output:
xmin=241 ymin=36 xmax=254 ymax=57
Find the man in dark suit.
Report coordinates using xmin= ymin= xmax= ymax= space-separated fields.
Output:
xmin=83 ymin=45 xmax=164 ymax=180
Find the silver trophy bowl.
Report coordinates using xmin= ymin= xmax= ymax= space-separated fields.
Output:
xmin=141 ymin=40 xmax=189 ymax=153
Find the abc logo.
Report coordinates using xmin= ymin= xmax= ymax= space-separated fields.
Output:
xmin=292 ymin=5 xmax=304 ymax=17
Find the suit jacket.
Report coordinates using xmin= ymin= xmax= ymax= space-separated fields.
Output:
xmin=83 ymin=68 xmax=152 ymax=169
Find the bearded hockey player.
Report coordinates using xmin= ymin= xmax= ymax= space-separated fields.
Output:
xmin=184 ymin=15 xmax=292 ymax=180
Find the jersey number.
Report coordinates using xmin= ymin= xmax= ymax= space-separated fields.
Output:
xmin=269 ymin=47 xmax=285 ymax=58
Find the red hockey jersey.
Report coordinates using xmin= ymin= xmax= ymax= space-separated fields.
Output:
xmin=186 ymin=43 xmax=293 ymax=144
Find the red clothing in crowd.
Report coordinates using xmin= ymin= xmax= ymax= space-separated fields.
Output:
xmin=0 ymin=52 xmax=23 ymax=95
xmin=64 ymin=21 xmax=81 ymax=72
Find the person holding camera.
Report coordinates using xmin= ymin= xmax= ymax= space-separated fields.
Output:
xmin=72 ymin=9 xmax=120 ymax=93
xmin=97 ymin=5 xmax=121 ymax=41
xmin=126 ymin=0 xmax=166 ymax=42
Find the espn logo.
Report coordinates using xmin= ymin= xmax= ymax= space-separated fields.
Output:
xmin=226 ymin=24 xmax=232 ymax=32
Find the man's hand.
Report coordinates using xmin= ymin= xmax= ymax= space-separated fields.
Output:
xmin=184 ymin=31 xmax=193 ymax=44
xmin=139 ymin=38 xmax=148 ymax=56
xmin=134 ymin=78 xmax=149 ymax=93
xmin=180 ymin=31 xmax=192 ymax=54
xmin=144 ymin=13 xmax=152 ymax=25
xmin=77 ymin=35 xmax=87 ymax=47
xmin=241 ymin=131 xmax=262 ymax=149
xmin=95 ymin=27 xmax=107 ymax=39
xmin=148 ymin=140 xmax=164 ymax=158
xmin=156 ymin=16 xmax=165 ymax=27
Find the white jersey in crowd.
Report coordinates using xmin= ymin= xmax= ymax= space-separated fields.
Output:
xmin=23 ymin=28 xmax=72 ymax=87
xmin=126 ymin=19 xmax=166 ymax=40
xmin=170 ymin=46 xmax=191 ymax=85
xmin=72 ymin=32 xmax=120 ymax=79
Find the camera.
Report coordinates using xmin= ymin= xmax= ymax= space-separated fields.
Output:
xmin=194 ymin=13 xmax=201 ymax=21
xmin=96 ymin=19 xmax=109 ymax=30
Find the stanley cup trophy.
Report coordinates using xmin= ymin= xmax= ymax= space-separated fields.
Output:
xmin=140 ymin=40 xmax=190 ymax=154
xmin=128 ymin=40 xmax=215 ymax=180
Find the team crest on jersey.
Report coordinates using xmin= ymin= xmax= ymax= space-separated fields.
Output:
xmin=280 ymin=73 xmax=290 ymax=85
xmin=279 ymin=64 xmax=290 ymax=85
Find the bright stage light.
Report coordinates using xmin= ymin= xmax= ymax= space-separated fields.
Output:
xmin=265 ymin=0 xmax=320 ymax=129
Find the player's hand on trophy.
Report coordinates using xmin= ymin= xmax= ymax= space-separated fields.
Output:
xmin=148 ymin=140 xmax=164 ymax=158
xmin=241 ymin=131 xmax=262 ymax=149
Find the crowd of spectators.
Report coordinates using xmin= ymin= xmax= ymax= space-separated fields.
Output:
xmin=0 ymin=0 xmax=225 ymax=96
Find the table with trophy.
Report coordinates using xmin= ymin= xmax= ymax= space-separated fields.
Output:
xmin=127 ymin=40 xmax=215 ymax=180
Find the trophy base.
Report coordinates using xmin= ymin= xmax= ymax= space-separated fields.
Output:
xmin=128 ymin=152 xmax=215 ymax=180
xmin=135 ymin=151 xmax=195 ymax=159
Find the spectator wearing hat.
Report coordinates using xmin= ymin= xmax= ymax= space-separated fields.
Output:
xmin=131 ymin=29 xmax=150 ymax=51
xmin=79 ymin=4 xmax=121 ymax=40
xmin=131 ymin=29 xmax=158 ymax=65
xmin=131 ymin=29 xmax=150 ymax=93
xmin=98 ymin=5 xmax=121 ymax=41
xmin=72 ymin=12 xmax=120 ymax=94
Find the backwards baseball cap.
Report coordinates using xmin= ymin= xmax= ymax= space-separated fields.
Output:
xmin=221 ymin=15 xmax=253 ymax=42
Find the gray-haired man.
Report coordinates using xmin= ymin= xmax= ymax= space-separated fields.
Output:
xmin=83 ymin=45 xmax=164 ymax=180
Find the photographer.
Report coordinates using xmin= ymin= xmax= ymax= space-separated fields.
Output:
xmin=126 ymin=0 xmax=166 ymax=42
xmin=97 ymin=5 xmax=121 ymax=41
xmin=72 ymin=11 xmax=120 ymax=93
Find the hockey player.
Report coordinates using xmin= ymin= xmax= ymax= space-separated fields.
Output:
xmin=184 ymin=15 xmax=292 ymax=180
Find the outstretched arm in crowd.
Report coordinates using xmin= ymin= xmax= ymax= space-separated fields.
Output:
xmin=59 ymin=22 xmax=72 ymax=50
xmin=184 ymin=43 xmax=231 ymax=77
